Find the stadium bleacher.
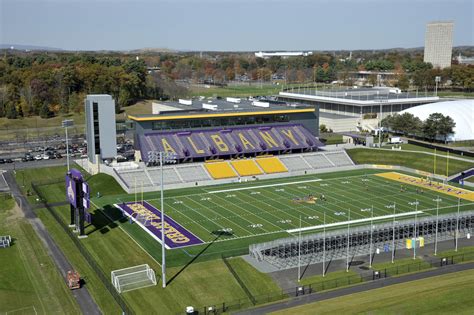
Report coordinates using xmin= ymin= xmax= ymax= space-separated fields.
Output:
xmin=255 ymin=157 xmax=288 ymax=174
xmin=279 ymin=155 xmax=310 ymax=172
xmin=231 ymin=160 xmax=264 ymax=177
xmin=147 ymin=168 xmax=182 ymax=185
xmin=139 ymin=124 xmax=324 ymax=162
xmin=324 ymin=151 xmax=354 ymax=166
xmin=175 ymin=165 xmax=211 ymax=182
xmin=204 ymin=162 xmax=238 ymax=179
xmin=302 ymin=154 xmax=334 ymax=169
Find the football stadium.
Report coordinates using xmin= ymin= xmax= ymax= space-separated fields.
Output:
xmin=32 ymin=93 xmax=466 ymax=313
xmin=3 ymin=94 xmax=474 ymax=315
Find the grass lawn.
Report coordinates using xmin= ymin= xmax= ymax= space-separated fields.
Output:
xmin=382 ymin=143 xmax=474 ymax=161
xmin=299 ymin=270 xmax=361 ymax=288
xmin=271 ymin=269 xmax=474 ymax=315
xmin=371 ymin=258 xmax=432 ymax=276
xmin=190 ymin=84 xmax=283 ymax=98
xmin=320 ymin=133 xmax=344 ymax=145
xmin=346 ymin=148 xmax=474 ymax=176
xmin=227 ymin=257 xmax=281 ymax=298
xmin=0 ymin=203 xmax=80 ymax=314
xmin=0 ymin=193 xmax=15 ymax=211
xmin=466 ymin=176 xmax=474 ymax=183
xmin=436 ymin=246 xmax=474 ymax=263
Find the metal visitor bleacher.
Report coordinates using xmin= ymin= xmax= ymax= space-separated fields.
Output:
xmin=139 ymin=124 xmax=324 ymax=162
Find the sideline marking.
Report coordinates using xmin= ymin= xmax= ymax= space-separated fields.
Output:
xmin=287 ymin=210 xmax=423 ymax=233
xmin=208 ymin=179 xmax=322 ymax=194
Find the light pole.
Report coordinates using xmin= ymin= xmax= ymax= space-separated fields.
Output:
xmin=298 ymin=215 xmax=302 ymax=282
xmin=323 ymin=211 xmax=326 ymax=277
xmin=455 ymin=198 xmax=461 ymax=252
xmin=346 ymin=210 xmax=351 ymax=272
xmin=409 ymin=200 xmax=419 ymax=260
xmin=433 ymin=198 xmax=442 ymax=255
xmin=435 ymin=76 xmax=441 ymax=96
xmin=385 ymin=203 xmax=396 ymax=263
xmin=62 ymin=119 xmax=74 ymax=171
xmin=147 ymin=151 xmax=177 ymax=288
xmin=369 ymin=205 xmax=374 ymax=268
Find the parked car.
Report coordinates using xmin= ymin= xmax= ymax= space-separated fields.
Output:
xmin=54 ymin=153 xmax=63 ymax=159
xmin=21 ymin=157 xmax=28 ymax=162
xmin=5 ymin=158 xmax=13 ymax=163
xmin=34 ymin=154 xmax=43 ymax=160
xmin=26 ymin=155 xmax=35 ymax=161
xmin=0 ymin=159 xmax=5 ymax=164
xmin=42 ymin=154 xmax=50 ymax=160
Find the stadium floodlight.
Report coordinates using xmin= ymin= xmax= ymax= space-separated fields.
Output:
xmin=322 ymin=211 xmax=326 ymax=277
xmin=455 ymin=198 xmax=461 ymax=252
xmin=62 ymin=119 xmax=74 ymax=171
xmin=433 ymin=198 xmax=442 ymax=255
xmin=385 ymin=203 xmax=396 ymax=263
xmin=408 ymin=200 xmax=419 ymax=260
xmin=111 ymin=264 xmax=157 ymax=293
xmin=147 ymin=150 xmax=177 ymax=289
xmin=297 ymin=215 xmax=302 ymax=283
xmin=346 ymin=210 xmax=351 ymax=272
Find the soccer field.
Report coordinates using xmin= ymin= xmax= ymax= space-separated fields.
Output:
xmin=93 ymin=169 xmax=474 ymax=254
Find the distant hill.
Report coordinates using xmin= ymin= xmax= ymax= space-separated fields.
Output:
xmin=0 ymin=44 xmax=63 ymax=51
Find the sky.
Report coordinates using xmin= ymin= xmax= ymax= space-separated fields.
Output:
xmin=0 ymin=0 xmax=473 ymax=51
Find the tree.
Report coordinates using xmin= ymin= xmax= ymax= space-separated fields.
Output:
xmin=423 ymin=113 xmax=456 ymax=142
xmin=39 ymin=102 xmax=51 ymax=118
xmin=5 ymin=102 xmax=17 ymax=119
xmin=438 ymin=114 xmax=456 ymax=142
xmin=397 ymin=74 xmax=410 ymax=90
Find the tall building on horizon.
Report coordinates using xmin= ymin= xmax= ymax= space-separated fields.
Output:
xmin=424 ymin=21 xmax=454 ymax=69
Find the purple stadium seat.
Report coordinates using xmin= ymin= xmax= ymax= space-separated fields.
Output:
xmin=139 ymin=124 xmax=324 ymax=161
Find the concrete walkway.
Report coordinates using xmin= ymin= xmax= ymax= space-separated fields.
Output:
xmin=4 ymin=171 xmax=101 ymax=315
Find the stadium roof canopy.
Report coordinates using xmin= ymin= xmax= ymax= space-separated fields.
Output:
xmin=400 ymin=100 xmax=474 ymax=141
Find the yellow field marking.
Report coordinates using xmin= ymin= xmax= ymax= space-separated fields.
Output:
xmin=375 ymin=172 xmax=474 ymax=201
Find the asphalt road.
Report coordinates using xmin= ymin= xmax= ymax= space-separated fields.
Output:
xmin=4 ymin=171 xmax=101 ymax=315
xmin=237 ymin=261 xmax=474 ymax=315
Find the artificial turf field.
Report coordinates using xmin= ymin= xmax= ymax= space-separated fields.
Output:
xmin=90 ymin=168 xmax=474 ymax=267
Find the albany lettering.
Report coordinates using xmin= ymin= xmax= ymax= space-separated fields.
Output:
xmin=281 ymin=129 xmax=299 ymax=145
xmin=237 ymin=133 xmax=255 ymax=150
xmin=187 ymin=137 xmax=205 ymax=154
xmin=210 ymin=135 xmax=229 ymax=152
xmin=259 ymin=131 xmax=278 ymax=148
xmin=161 ymin=138 xmax=176 ymax=154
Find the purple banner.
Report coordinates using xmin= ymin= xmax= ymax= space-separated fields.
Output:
xmin=115 ymin=201 xmax=204 ymax=249
xmin=65 ymin=175 xmax=77 ymax=208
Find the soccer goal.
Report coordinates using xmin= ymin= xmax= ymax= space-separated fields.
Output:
xmin=111 ymin=264 xmax=157 ymax=293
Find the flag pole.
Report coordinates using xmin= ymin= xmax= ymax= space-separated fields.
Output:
xmin=346 ymin=210 xmax=350 ymax=272
xmin=298 ymin=215 xmax=302 ymax=282
xmin=323 ymin=211 xmax=326 ymax=277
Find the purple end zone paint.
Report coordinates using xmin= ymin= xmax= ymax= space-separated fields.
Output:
xmin=116 ymin=201 xmax=204 ymax=249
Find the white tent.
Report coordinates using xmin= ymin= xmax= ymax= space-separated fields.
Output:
xmin=400 ymin=99 xmax=474 ymax=141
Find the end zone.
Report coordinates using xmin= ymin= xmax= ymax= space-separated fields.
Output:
xmin=114 ymin=201 xmax=204 ymax=249
xmin=376 ymin=172 xmax=474 ymax=201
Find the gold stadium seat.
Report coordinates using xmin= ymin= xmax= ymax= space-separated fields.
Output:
xmin=231 ymin=160 xmax=264 ymax=176
xmin=256 ymin=157 xmax=288 ymax=174
xmin=204 ymin=162 xmax=237 ymax=179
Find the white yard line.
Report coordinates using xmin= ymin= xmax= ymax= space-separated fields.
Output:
xmin=207 ymin=178 xmax=322 ymax=194
xmin=287 ymin=210 xmax=424 ymax=233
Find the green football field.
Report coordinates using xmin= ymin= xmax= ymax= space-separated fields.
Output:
xmin=90 ymin=169 xmax=474 ymax=266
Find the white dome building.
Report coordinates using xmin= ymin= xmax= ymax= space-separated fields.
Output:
xmin=400 ymin=99 xmax=474 ymax=141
